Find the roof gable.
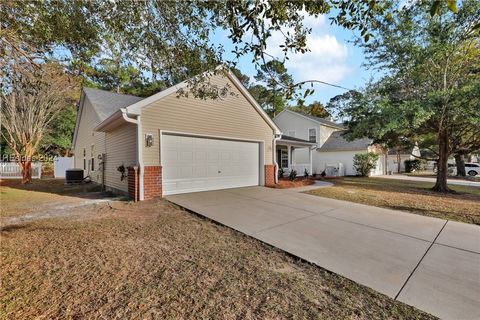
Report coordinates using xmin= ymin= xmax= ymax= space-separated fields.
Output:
xmin=318 ymin=130 xmax=372 ymax=152
xmin=124 ymin=66 xmax=281 ymax=134
xmin=274 ymin=109 xmax=344 ymax=129
xmin=72 ymin=88 xmax=143 ymax=147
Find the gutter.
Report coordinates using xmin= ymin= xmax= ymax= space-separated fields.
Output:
xmin=121 ymin=108 xmax=145 ymax=201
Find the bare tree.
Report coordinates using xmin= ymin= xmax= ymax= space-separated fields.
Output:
xmin=1 ymin=60 xmax=77 ymax=183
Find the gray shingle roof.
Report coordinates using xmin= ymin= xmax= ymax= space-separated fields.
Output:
xmin=296 ymin=112 xmax=344 ymax=129
xmin=318 ymin=131 xmax=372 ymax=152
xmin=83 ymin=88 xmax=143 ymax=121
xmin=280 ymin=135 xmax=314 ymax=144
xmin=387 ymin=148 xmax=412 ymax=155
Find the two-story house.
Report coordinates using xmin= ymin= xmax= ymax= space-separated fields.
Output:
xmin=273 ymin=109 xmax=386 ymax=177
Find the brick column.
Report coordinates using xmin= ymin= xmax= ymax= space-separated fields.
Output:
xmin=264 ymin=164 xmax=276 ymax=187
xmin=127 ymin=166 xmax=139 ymax=201
xmin=144 ymin=166 xmax=162 ymax=200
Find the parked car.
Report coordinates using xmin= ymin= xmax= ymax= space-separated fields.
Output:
xmin=434 ymin=162 xmax=479 ymax=176
xmin=465 ymin=163 xmax=480 ymax=176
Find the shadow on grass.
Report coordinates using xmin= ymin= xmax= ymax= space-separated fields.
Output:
xmin=0 ymin=224 xmax=28 ymax=233
xmin=0 ymin=178 xmax=116 ymax=200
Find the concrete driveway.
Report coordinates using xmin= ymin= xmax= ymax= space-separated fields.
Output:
xmin=167 ymin=187 xmax=480 ymax=320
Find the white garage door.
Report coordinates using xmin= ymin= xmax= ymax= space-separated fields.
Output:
xmin=162 ymin=134 xmax=260 ymax=195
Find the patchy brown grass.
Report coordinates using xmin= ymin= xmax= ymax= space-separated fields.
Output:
xmin=0 ymin=179 xmax=103 ymax=218
xmin=0 ymin=182 xmax=435 ymax=319
xmin=308 ymin=177 xmax=480 ymax=225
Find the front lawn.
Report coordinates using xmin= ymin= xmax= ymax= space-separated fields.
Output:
xmin=307 ymin=177 xmax=480 ymax=225
xmin=0 ymin=181 xmax=434 ymax=319
xmin=405 ymin=172 xmax=480 ymax=181
xmin=0 ymin=179 xmax=102 ymax=218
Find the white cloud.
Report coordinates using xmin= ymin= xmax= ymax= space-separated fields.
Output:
xmin=265 ymin=14 xmax=352 ymax=85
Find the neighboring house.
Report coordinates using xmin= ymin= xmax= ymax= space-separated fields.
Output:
xmin=72 ymin=67 xmax=280 ymax=200
xmin=273 ymin=109 xmax=386 ymax=176
xmin=386 ymin=146 xmax=421 ymax=173
xmin=316 ymin=131 xmax=385 ymax=176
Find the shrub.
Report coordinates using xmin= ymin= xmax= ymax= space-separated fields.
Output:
xmin=404 ymin=159 xmax=425 ymax=173
xmin=353 ymin=152 xmax=379 ymax=177
xmin=304 ymin=168 xmax=309 ymax=178
xmin=288 ymin=169 xmax=297 ymax=181
xmin=278 ymin=167 xmax=284 ymax=179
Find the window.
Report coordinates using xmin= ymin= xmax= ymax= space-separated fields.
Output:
xmin=288 ymin=130 xmax=295 ymax=137
xmin=280 ymin=149 xmax=288 ymax=168
xmin=466 ymin=163 xmax=479 ymax=167
xmin=309 ymin=128 xmax=317 ymax=143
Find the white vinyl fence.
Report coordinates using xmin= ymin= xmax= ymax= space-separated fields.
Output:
xmin=0 ymin=162 xmax=42 ymax=179
xmin=54 ymin=157 xmax=74 ymax=178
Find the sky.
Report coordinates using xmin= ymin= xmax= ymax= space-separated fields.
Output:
xmin=211 ymin=13 xmax=374 ymax=106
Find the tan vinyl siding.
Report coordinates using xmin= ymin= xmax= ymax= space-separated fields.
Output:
xmin=73 ymin=95 xmax=106 ymax=183
xmin=104 ymin=123 xmax=137 ymax=192
xmin=320 ymin=125 xmax=340 ymax=147
xmin=141 ymin=74 xmax=275 ymax=166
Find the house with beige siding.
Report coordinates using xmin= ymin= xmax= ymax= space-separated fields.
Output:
xmin=72 ymin=67 xmax=281 ymax=200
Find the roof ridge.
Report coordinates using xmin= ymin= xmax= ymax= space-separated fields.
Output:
xmin=284 ymin=109 xmax=344 ymax=128
xmin=83 ymin=87 xmax=142 ymax=99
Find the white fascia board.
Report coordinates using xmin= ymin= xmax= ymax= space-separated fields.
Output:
xmin=125 ymin=82 xmax=190 ymax=115
xmin=93 ymin=109 xmax=123 ymax=132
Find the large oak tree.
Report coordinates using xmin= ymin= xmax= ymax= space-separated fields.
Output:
xmin=331 ymin=0 xmax=480 ymax=192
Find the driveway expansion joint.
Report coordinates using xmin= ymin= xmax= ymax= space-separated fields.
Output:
xmin=434 ymin=242 xmax=480 ymax=255
xmin=394 ymin=220 xmax=449 ymax=300
xmin=252 ymin=208 xmax=337 ymax=236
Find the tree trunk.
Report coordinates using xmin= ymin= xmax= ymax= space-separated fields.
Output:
xmin=454 ymin=153 xmax=466 ymax=176
xmin=432 ymin=130 xmax=451 ymax=192
xmin=20 ymin=159 xmax=32 ymax=184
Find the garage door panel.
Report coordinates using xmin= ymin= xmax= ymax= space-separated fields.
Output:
xmin=162 ymin=134 xmax=260 ymax=195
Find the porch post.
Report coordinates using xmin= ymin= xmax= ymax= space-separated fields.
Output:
xmin=287 ymin=145 xmax=292 ymax=171
xmin=309 ymin=147 xmax=313 ymax=175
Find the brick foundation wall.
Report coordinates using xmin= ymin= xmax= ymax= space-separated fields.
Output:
xmin=264 ymin=164 xmax=276 ymax=187
xmin=144 ymin=166 xmax=162 ymax=200
xmin=127 ymin=166 xmax=139 ymax=201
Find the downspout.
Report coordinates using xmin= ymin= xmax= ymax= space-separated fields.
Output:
xmin=273 ymin=133 xmax=282 ymax=184
xmin=121 ymin=109 xmax=144 ymax=201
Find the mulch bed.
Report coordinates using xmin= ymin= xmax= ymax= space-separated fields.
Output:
xmin=273 ymin=178 xmax=316 ymax=189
